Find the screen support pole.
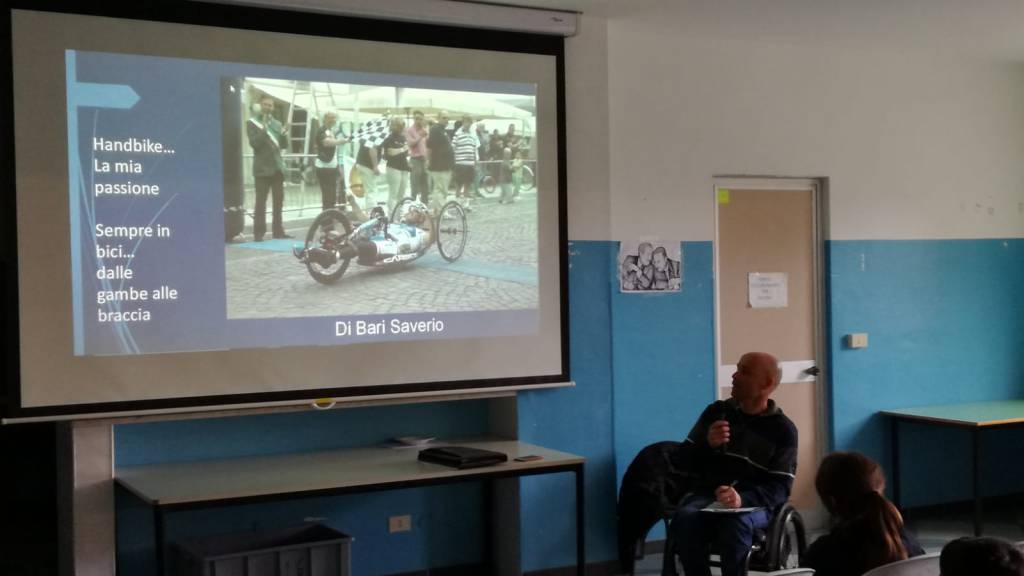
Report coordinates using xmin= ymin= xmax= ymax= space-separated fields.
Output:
xmin=58 ymin=420 xmax=115 ymax=576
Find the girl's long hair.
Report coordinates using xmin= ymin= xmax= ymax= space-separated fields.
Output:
xmin=815 ymin=452 xmax=908 ymax=571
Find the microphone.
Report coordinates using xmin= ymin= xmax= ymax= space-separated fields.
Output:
xmin=716 ymin=410 xmax=729 ymax=452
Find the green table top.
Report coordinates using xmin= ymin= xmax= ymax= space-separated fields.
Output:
xmin=880 ymin=400 xmax=1024 ymax=427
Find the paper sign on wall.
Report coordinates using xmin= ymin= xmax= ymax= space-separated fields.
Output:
xmin=748 ymin=272 xmax=788 ymax=308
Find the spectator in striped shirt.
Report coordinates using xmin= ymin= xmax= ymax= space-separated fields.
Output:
xmin=452 ymin=115 xmax=479 ymax=212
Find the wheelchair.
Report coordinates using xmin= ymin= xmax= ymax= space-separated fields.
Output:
xmin=636 ymin=500 xmax=807 ymax=576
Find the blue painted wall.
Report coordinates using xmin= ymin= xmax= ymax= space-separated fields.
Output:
xmin=115 ymin=403 xmax=489 ymax=467
xmin=609 ymin=242 xmax=716 ymax=539
xmin=828 ymin=239 xmax=1024 ymax=507
xmin=610 ymin=242 xmax=715 ymax=472
xmin=518 ymin=240 xmax=617 ymax=571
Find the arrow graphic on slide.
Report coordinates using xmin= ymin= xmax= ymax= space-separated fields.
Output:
xmin=66 ymin=49 xmax=141 ymax=355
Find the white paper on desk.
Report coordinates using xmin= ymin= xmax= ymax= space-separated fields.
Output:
xmin=394 ymin=436 xmax=435 ymax=446
xmin=387 ymin=436 xmax=436 ymax=449
xmin=700 ymin=502 xmax=762 ymax=514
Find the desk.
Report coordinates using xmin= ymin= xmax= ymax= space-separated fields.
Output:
xmin=881 ymin=400 xmax=1024 ymax=536
xmin=116 ymin=438 xmax=585 ymax=575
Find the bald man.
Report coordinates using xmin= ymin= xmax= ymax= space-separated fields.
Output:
xmin=668 ymin=352 xmax=798 ymax=576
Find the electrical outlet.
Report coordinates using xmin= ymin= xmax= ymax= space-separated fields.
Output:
xmin=389 ymin=514 xmax=412 ymax=533
xmin=846 ymin=333 xmax=868 ymax=349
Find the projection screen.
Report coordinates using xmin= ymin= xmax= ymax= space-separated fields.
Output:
xmin=2 ymin=4 xmax=567 ymax=420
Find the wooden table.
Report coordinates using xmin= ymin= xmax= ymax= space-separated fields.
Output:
xmin=116 ymin=438 xmax=585 ymax=575
xmin=881 ymin=400 xmax=1024 ymax=535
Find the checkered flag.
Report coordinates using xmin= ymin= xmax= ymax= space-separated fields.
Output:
xmin=352 ymin=116 xmax=390 ymax=148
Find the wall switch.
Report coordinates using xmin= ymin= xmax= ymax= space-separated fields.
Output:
xmin=846 ymin=333 xmax=868 ymax=349
xmin=389 ymin=515 xmax=412 ymax=533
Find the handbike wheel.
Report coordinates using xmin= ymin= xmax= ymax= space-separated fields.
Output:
xmin=304 ymin=209 xmax=353 ymax=284
xmin=391 ymin=197 xmax=415 ymax=224
xmin=436 ymin=200 xmax=468 ymax=262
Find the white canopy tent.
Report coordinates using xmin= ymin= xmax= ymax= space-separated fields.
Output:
xmin=246 ymin=78 xmax=534 ymax=126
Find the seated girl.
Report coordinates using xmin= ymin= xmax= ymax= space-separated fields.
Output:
xmin=802 ymin=451 xmax=925 ymax=576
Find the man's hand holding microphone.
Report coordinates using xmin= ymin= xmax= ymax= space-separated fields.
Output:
xmin=707 ymin=416 xmax=742 ymax=508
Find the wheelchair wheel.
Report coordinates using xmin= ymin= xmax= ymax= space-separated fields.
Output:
xmin=436 ymin=200 xmax=468 ymax=262
xmin=762 ymin=504 xmax=807 ymax=570
xmin=303 ymin=209 xmax=353 ymax=284
xmin=520 ymin=164 xmax=535 ymax=191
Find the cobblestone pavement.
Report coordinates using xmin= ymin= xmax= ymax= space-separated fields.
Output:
xmin=225 ymin=192 xmax=539 ymax=319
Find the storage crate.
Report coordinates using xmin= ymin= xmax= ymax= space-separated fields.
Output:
xmin=173 ymin=523 xmax=351 ymax=576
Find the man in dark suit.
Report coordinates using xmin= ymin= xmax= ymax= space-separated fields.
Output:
xmin=247 ymin=94 xmax=292 ymax=241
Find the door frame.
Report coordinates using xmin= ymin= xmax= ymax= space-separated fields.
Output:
xmin=712 ymin=176 xmax=831 ymax=458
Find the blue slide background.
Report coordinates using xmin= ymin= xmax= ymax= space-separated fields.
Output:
xmin=68 ymin=50 xmax=537 ymax=356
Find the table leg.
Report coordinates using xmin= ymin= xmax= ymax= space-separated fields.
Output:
xmin=155 ymin=507 xmax=166 ymax=576
xmin=485 ymin=479 xmax=495 ymax=574
xmin=891 ymin=418 xmax=901 ymax=509
xmin=973 ymin=427 xmax=982 ymax=536
xmin=575 ymin=464 xmax=585 ymax=576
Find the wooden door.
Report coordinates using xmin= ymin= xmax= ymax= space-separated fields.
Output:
xmin=715 ymin=179 xmax=825 ymax=513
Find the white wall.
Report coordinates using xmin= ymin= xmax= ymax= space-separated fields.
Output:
xmin=565 ymin=10 xmax=612 ymax=241
xmin=599 ymin=0 xmax=1024 ymax=241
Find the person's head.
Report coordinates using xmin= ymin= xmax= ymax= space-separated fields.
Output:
xmin=730 ymin=352 xmax=780 ymax=407
xmin=637 ymin=243 xmax=653 ymax=266
xmin=507 ymin=123 xmax=516 ymax=135
xmin=941 ymin=537 xmax=1024 ymax=576
xmin=413 ymin=110 xmax=425 ymax=126
xmin=402 ymin=201 xmax=430 ymax=226
xmin=502 ymin=147 xmax=512 ymax=159
xmin=816 ymin=452 xmax=887 ymax=518
xmin=390 ymin=117 xmax=406 ymax=134
xmin=437 ymin=111 xmax=449 ymax=127
xmin=652 ymin=247 xmax=668 ymax=271
xmin=322 ymin=111 xmax=337 ymax=128
xmin=815 ymin=452 xmax=909 ymax=571
xmin=460 ymin=115 xmax=473 ymax=132
xmin=258 ymin=94 xmax=275 ymax=116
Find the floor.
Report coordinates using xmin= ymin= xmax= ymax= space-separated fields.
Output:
xmin=629 ymin=495 xmax=1024 ymax=575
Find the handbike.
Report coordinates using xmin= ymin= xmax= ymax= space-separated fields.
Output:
xmin=293 ymin=198 xmax=469 ymax=285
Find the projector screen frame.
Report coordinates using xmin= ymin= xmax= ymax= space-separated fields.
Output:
xmin=0 ymin=0 xmax=569 ymax=421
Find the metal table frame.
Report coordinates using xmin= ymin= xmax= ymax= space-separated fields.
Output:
xmin=882 ymin=401 xmax=1024 ymax=536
